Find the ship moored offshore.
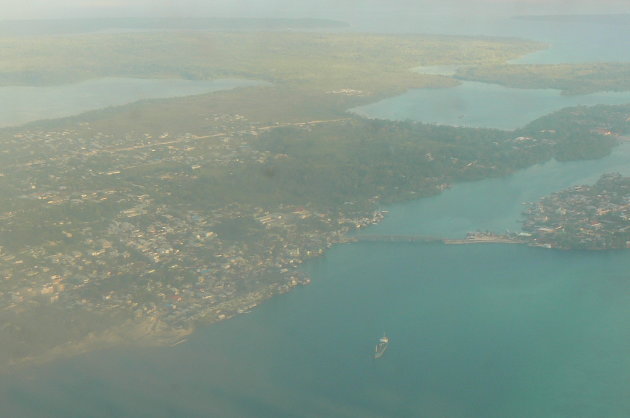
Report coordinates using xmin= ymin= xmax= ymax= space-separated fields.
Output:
xmin=374 ymin=333 xmax=389 ymax=359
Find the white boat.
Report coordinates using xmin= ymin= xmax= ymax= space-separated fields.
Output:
xmin=374 ymin=333 xmax=389 ymax=359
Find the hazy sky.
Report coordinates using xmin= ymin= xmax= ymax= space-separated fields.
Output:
xmin=1 ymin=0 xmax=627 ymax=20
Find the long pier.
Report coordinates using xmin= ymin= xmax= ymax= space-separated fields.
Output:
xmin=347 ymin=234 xmax=444 ymax=243
xmin=343 ymin=234 xmax=523 ymax=245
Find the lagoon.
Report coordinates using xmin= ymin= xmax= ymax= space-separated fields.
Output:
xmin=352 ymin=81 xmax=630 ymax=130
xmin=352 ymin=13 xmax=630 ymax=131
xmin=0 ymin=78 xmax=262 ymax=128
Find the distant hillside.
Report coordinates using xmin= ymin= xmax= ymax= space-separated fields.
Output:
xmin=514 ymin=14 xmax=630 ymax=25
xmin=0 ymin=17 xmax=349 ymax=37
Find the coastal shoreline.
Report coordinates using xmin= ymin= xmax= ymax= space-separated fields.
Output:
xmin=1 ymin=29 xmax=626 ymax=373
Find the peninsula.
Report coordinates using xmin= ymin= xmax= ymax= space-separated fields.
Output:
xmin=521 ymin=173 xmax=630 ymax=250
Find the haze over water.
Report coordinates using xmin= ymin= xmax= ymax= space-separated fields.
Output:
xmin=2 ymin=14 xmax=630 ymax=418
xmin=0 ymin=78 xmax=262 ymax=128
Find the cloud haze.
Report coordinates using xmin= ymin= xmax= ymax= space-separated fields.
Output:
xmin=1 ymin=0 xmax=627 ymax=20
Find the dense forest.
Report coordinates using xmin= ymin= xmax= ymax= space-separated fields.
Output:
xmin=166 ymin=104 xmax=628 ymax=210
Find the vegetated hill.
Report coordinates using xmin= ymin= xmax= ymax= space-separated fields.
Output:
xmin=455 ymin=63 xmax=630 ymax=95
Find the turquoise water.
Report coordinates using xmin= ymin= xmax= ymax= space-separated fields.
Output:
xmin=3 ymin=144 xmax=630 ymax=417
xmin=352 ymin=81 xmax=630 ymax=130
xmin=367 ymin=144 xmax=630 ymax=239
xmin=0 ymin=78 xmax=262 ymax=128
xmin=3 ymin=235 xmax=630 ymax=417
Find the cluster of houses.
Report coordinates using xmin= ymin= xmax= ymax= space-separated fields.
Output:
xmin=0 ymin=116 xmax=385 ymax=340
xmin=522 ymin=173 xmax=630 ymax=249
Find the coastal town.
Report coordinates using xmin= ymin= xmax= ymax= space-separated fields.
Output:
xmin=0 ymin=113 xmax=390 ymax=366
xmin=0 ymin=20 xmax=627 ymax=365
xmin=0 ymin=100 xmax=628 ymax=368
xmin=445 ymin=173 xmax=630 ymax=250
xmin=521 ymin=173 xmax=630 ymax=250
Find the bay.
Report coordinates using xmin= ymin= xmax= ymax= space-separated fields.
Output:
xmin=351 ymin=11 xmax=630 ymax=130
xmin=0 ymin=78 xmax=262 ymax=128
xmin=3 ymin=146 xmax=630 ymax=418
xmin=366 ymin=143 xmax=630 ymax=239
